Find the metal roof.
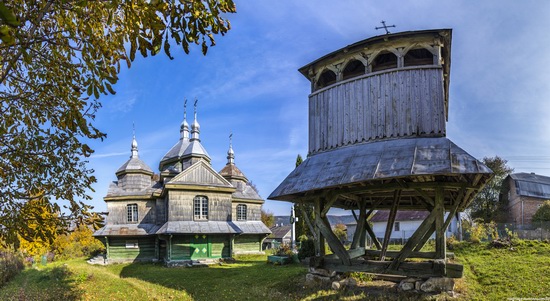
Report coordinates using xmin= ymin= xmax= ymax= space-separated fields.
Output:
xmin=232 ymin=221 xmax=271 ymax=234
xmin=156 ymin=221 xmax=241 ymax=234
xmin=370 ymin=210 xmax=430 ymax=223
xmin=93 ymin=224 xmax=160 ymax=236
xmin=510 ymin=173 xmax=550 ymax=199
xmin=269 ymin=137 xmax=492 ymax=202
xmin=268 ymin=225 xmax=291 ymax=239
xmin=116 ymin=157 xmax=153 ymax=175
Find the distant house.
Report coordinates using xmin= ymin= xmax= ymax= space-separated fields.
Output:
xmin=504 ymin=173 xmax=550 ymax=226
xmin=347 ymin=211 xmax=460 ymax=245
xmin=263 ymin=225 xmax=292 ymax=250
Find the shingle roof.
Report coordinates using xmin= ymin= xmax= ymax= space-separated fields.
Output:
xmin=510 ymin=173 xmax=550 ymax=199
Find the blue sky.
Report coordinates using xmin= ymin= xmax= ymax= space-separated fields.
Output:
xmin=86 ymin=1 xmax=550 ymax=216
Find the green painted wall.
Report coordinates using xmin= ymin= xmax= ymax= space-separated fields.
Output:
xmin=210 ymin=235 xmax=231 ymax=258
xmin=107 ymin=237 xmax=156 ymax=261
xmin=233 ymin=235 xmax=261 ymax=253
xmin=170 ymin=235 xmax=231 ymax=260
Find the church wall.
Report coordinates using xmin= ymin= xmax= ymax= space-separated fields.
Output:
xmin=232 ymin=202 xmax=262 ymax=221
xmin=233 ymin=235 xmax=263 ymax=254
xmin=169 ymin=235 xmax=231 ymax=260
xmin=167 ymin=190 xmax=233 ymax=221
xmin=106 ymin=236 xmax=157 ymax=263
xmin=106 ymin=199 xmax=156 ymax=224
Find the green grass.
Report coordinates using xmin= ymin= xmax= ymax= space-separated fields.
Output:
xmin=2 ymin=242 xmax=550 ymax=300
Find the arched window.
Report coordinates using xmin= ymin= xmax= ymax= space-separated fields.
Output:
xmin=371 ymin=51 xmax=397 ymax=72
xmin=404 ymin=48 xmax=433 ymax=67
xmin=342 ymin=60 xmax=365 ymax=80
xmin=316 ymin=69 xmax=337 ymax=89
xmin=237 ymin=204 xmax=247 ymax=221
xmin=127 ymin=204 xmax=138 ymax=223
xmin=194 ymin=196 xmax=208 ymax=220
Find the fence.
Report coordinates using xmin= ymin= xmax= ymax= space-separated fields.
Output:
xmin=462 ymin=221 xmax=550 ymax=242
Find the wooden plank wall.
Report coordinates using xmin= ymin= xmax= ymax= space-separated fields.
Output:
xmin=168 ymin=190 xmax=232 ymax=221
xmin=233 ymin=235 xmax=262 ymax=254
xmin=108 ymin=237 xmax=156 ymax=261
xmin=107 ymin=200 xmax=156 ymax=224
xmin=232 ymin=203 xmax=262 ymax=221
xmin=309 ymin=68 xmax=445 ymax=154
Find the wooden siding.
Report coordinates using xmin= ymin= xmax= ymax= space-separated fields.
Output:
xmin=171 ymin=236 xmax=192 ymax=260
xmin=232 ymin=203 xmax=262 ymax=221
xmin=309 ymin=68 xmax=445 ymax=154
xmin=117 ymin=173 xmax=152 ymax=191
xmin=170 ymin=235 xmax=230 ymax=260
xmin=233 ymin=235 xmax=262 ymax=253
xmin=106 ymin=200 xmax=156 ymax=224
xmin=210 ymin=235 xmax=231 ymax=258
xmin=107 ymin=237 xmax=156 ymax=261
xmin=167 ymin=190 xmax=233 ymax=222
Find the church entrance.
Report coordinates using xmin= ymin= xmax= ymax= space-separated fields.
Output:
xmin=191 ymin=234 xmax=209 ymax=259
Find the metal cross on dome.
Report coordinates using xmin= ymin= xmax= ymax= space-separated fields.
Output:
xmin=375 ymin=20 xmax=396 ymax=34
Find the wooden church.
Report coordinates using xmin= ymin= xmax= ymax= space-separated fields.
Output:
xmin=94 ymin=102 xmax=270 ymax=264
xmin=269 ymin=29 xmax=493 ymax=278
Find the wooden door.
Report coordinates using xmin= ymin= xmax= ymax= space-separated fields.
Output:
xmin=191 ymin=234 xmax=209 ymax=259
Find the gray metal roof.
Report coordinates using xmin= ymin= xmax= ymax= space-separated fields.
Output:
xmin=232 ymin=221 xmax=271 ymax=234
xmin=116 ymin=157 xmax=153 ymax=175
xmin=160 ymin=139 xmax=190 ymax=165
xmin=510 ymin=173 xmax=550 ymax=199
xmin=156 ymin=221 xmax=242 ymax=234
xmin=269 ymin=137 xmax=492 ymax=201
xmin=370 ymin=210 xmax=430 ymax=223
xmin=93 ymin=224 xmax=160 ymax=236
xmin=183 ymin=140 xmax=210 ymax=158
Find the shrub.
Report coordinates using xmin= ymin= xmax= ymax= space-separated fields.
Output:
xmin=298 ymin=237 xmax=315 ymax=260
xmin=273 ymin=244 xmax=293 ymax=257
xmin=0 ymin=250 xmax=24 ymax=286
xmin=53 ymin=225 xmax=104 ymax=260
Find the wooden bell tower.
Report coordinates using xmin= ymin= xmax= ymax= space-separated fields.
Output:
xmin=269 ymin=29 xmax=493 ymax=278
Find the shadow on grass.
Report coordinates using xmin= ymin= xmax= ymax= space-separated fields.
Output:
xmin=0 ymin=265 xmax=83 ymax=301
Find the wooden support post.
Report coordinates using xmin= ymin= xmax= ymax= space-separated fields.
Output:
xmin=351 ymin=201 xmax=367 ymax=249
xmin=380 ymin=190 xmax=400 ymax=261
xmin=413 ymin=197 xmax=461 ymax=252
xmin=315 ymin=214 xmax=352 ymax=266
xmin=299 ymin=203 xmax=317 ymax=240
xmin=314 ymin=198 xmax=325 ymax=256
xmin=105 ymin=236 xmax=110 ymax=260
xmin=321 ymin=194 xmax=338 ymax=217
xmin=388 ymin=206 xmax=439 ymax=270
xmin=435 ymin=187 xmax=446 ymax=260
xmin=365 ymin=219 xmax=382 ymax=250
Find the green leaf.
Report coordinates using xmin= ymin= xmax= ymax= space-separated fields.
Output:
xmin=0 ymin=3 xmax=20 ymax=27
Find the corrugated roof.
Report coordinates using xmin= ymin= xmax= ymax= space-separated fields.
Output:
xmin=510 ymin=173 xmax=550 ymax=199
xmin=269 ymin=137 xmax=492 ymax=201
xmin=156 ymin=221 xmax=242 ymax=234
xmin=370 ymin=210 xmax=430 ymax=223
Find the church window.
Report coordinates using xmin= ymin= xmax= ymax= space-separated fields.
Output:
xmin=127 ymin=204 xmax=138 ymax=223
xmin=371 ymin=51 xmax=397 ymax=72
xmin=237 ymin=204 xmax=247 ymax=221
xmin=316 ymin=69 xmax=337 ymax=89
xmin=125 ymin=240 xmax=139 ymax=249
xmin=194 ymin=196 xmax=209 ymax=220
xmin=404 ymin=48 xmax=434 ymax=66
xmin=343 ymin=59 xmax=365 ymax=80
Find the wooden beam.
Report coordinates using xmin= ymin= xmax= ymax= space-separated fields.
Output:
xmin=414 ymin=188 xmax=435 ymax=208
xmin=413 ymin=194 xmax=461 ymax=252
xmin=365 ymin=219 xmax=382 ymax=250
xmin=321 ymin=194 xmax=339 ymax=217
xmin=314 ymin=214 xmax=351 ymax=265
xmin=387 ymin=206 xmax=439 ymax=271
xmin=365 ymin=249 xmax=455 ymax=260
xmin=323 ymin=258 xmax=463 ymax=278
xmin=380 ymin=190 xmax=401 ymax=261
xmin=351 ymin=201 xmax=367 ymax=249
xmin=314 ymin=198 xmax=324 ymax=256
xmin=435 ymin=187 xmax=446 ymax=260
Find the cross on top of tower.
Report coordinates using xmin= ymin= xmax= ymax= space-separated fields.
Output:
xmin=375 ymin=20 xmax=396 ymax=34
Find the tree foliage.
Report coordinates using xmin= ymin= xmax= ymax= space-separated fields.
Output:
xmin=261 ymin=209 xmax=274 ymax=228
xmin=293 ymin=154 xmax=315 ymax=238
xmin=532 ymin=200 xmax=550 ymax=223
xmin=469 ymin=156 xmax=513 ymax=222
xmin=0 ymin=0 xmax=235 ymax=241
xmin=332 ymin=223 xmax=347 ymax=244
xmin=53 ymin=224 xmax=104 ymax=260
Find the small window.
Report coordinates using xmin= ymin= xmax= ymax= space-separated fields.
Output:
xmin=394 ymin=222 xmax=400 ymax=232
xmin=194 ymin=196 xmax=208 ymax=220
xmin=316 ymin=69 xmax=337 ymax=89
xmin=125 ymin=240 xmax=139 ymax=249
xmin=237 ymin=204 xmax=247 ymax=221
xmin=127 ymin=204 xmax=138 ymax=223
xmin=342 ymin=60 xmax=365 ymax=80
xmin=404 ymin=48 xmax=433 ymax=67
xmin=371 ymin=51 xmax=397 ymax=72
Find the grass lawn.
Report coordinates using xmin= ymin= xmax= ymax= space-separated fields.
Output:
xmin=2 ymin=241 xmax=550 ymax=300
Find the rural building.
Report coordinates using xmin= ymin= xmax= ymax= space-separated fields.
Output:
xmin=269 ymin=28 xmax=492 ymax=278
xmin=504 ymin=172 xmax=550 ymax=226
xmin=262 ymin=225 xmax=292 ymax=250
xmin=94 ymin=104 xmax=270 ymax=264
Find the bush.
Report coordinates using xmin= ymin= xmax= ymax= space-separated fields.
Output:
xmin=53 ymin=225 xmax=104 ymax=260
xmin=298 ymin=237 xmax=315 ymax=260
xmin=0 ymin=250 xmax=24 ymax=286
xmin=273 ymin=244 xmax=293 ymax=257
